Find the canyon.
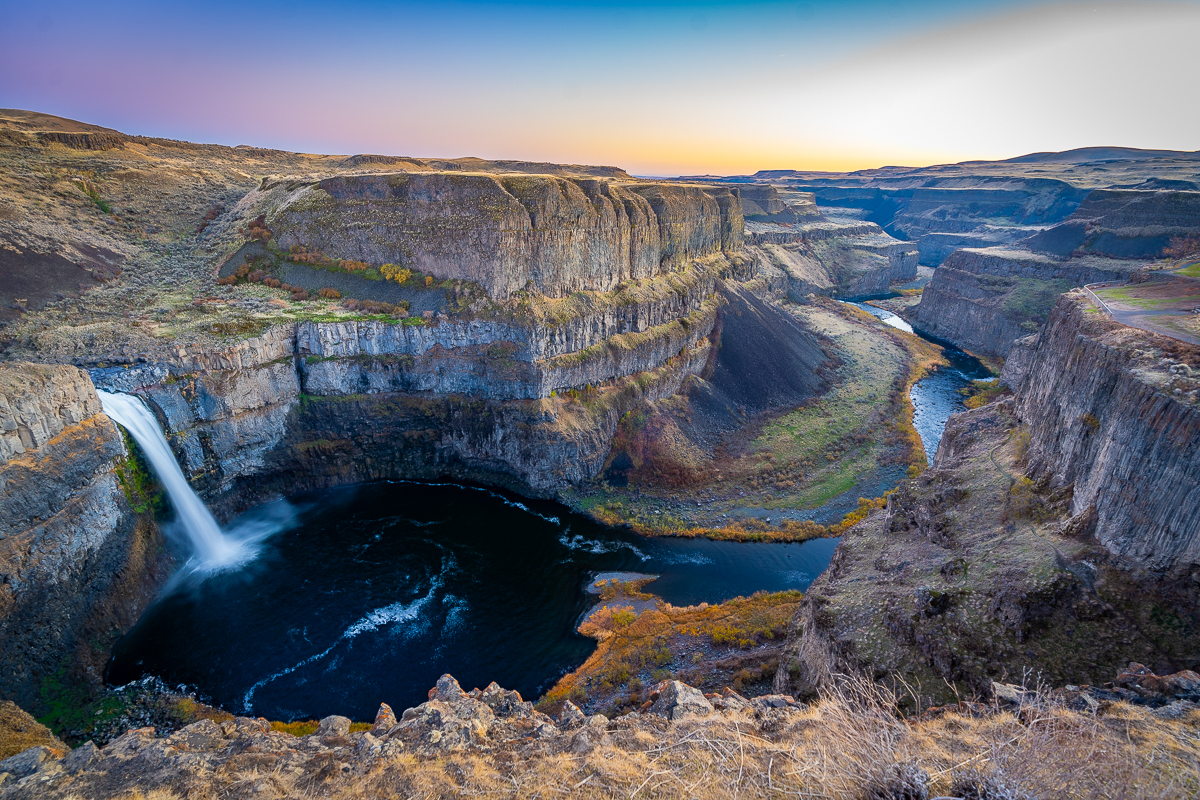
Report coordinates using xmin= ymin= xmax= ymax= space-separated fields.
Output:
xmin=1 ymin=111 xmax=1199 ymax=799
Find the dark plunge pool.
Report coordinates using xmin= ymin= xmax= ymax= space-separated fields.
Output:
xmin=107 ymin=481 xmax=838 ymax=722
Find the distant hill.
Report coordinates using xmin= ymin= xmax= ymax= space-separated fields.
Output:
xmin=1001 ymin=146 xmax=1200 ymax=164
xmin=0 ymin=109 xmax=123 ymax=134
xmin=0 ymin=109 xmax=633 ymax=179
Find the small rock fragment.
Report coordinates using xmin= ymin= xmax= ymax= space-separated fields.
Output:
xmin=558 ymin=700 xmax=587 ymax=729
xmin=316 ymin=715 xmax=351 ymax=736
xmin=61 ymin=741 xmax=100 ymax=773
xmin=648 ymin=680 xmax=713 ymax=721
xmin=372 ymin=703 xmax=397 ymax=735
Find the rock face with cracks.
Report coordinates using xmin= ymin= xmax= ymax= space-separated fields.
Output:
xmin=261 ymin=174 xmax=744 ymax=299
xmin=0 ymin=364 xmax=167 ymax=712
xmin=1011 ymin=293 xmax=1200 ymax=574
xmin=0 ymin=674 xmax=807 ymax=799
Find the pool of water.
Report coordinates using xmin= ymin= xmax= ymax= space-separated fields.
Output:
xmin=107 ymin=481 xmax=839 ymax=722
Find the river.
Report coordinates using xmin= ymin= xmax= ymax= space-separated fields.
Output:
xmin=845 ymin=301 xmax=993 ymax=462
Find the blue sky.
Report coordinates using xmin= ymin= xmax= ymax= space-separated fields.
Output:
xmin=2 ymin=1 xmax=1197 ymax=173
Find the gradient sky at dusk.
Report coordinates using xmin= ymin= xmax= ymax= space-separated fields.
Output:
xmin=2 ymin=1 xmax=1197 ymax=175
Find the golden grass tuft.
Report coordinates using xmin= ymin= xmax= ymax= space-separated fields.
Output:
xmin=0 ymin=700 xmax=66 ymax=760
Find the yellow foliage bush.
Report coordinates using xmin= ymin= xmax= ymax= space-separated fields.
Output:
xmin=381 ymin=263 xmax=412 ymax=284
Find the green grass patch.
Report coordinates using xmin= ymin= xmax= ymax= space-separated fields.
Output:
xmin=1094 ymin=286 xmax=1183 ymax=310
xmin=1000 ymin=278 xmax=1074 ymax=326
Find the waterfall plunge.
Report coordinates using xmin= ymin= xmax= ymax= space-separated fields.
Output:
xmin=98 ymin=390 xmax=258 ymax=571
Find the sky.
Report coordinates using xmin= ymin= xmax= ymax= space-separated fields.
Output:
xmin=2 ymin=0 xmax=1198 ymax=175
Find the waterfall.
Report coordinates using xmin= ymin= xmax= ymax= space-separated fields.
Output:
xmin=98 ymin=390 xmax=257 ymax=571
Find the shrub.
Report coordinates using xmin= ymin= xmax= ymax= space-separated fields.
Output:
xmin=317 ymin=287 xmax=341 ymax=299
xmin=270 ymin=720 xmax=319 ymax=737
xmin=339 ymin=260 xmax=369 ymax=272
xmin=244 ymin=213 xmax=271 ymax=242
xmin=248 ymin=270 xmax=265 ymax=283
xmin=425 ymin=275 xmax=434 ymax=287
xmin=611 ymin=608 xmax=638 ymax=628
xmin=1164 ymin=235 xmax=1200 ymax=259
xmin=381 ymin=263 xmax=412 ymax=284
xmin=290 ymin=290 xmax=309 ymax=302
xmin=216 ymin=275 xmax=237 ymax=286
xmin=263 ymin=277 xmax=281 ymax=288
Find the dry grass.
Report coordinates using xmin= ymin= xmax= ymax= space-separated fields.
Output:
xmin=539 ymin=589 xmax=803 ymax=716
xmin=336 ymin=677 xmax=1198 ymax=799
xmin=0 ymin=700 xmax=65 ymax=760
xmin=268 ymin=720 xmax=372 ymax=736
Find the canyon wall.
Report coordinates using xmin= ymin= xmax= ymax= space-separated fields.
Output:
xmin=776 ymin=295 xmax=1200 ymax=702
xmin=259 ymin=175 xmax=743 ymax=299
xmin=744 ymin=220 xmax=918 ymax=299
xmin=1022 ymin=189 xmax=1200 ymax=258
xmin=1012 ymin=293 xmax=1200 ymax=573
xmin=914 ymin=247 xmax=1139 ymax=357
xmin=757 ymin=178 xmax=1088 ymax=265
xmin=0 ymin=365 xmax=166 ymax=710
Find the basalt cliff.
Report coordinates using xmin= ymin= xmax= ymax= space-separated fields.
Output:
xmin=777 ymin=293 xmax=1200 ymax=705
xmin=0 ymin=365 xmax=167 ymax=711
xmin=3 ymin=112 xmax=1200 ymax=799
xmin=0 ymin=113 xmax=869 ymax=709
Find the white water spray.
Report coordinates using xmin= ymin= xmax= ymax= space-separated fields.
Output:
xmin=98 ymin=390 xmax=257 ymax=571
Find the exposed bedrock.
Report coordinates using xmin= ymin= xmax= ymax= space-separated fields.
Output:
xmin=92 ymin=281 xmax=795 ymax=505
xmin=1012 ymin=294 xmax=1200 ymax=573
xmin=761 ymin=178 xmax=1089 ymax=264
xmin=738 ymin=185 xmax=821 ymax=223
xmin=1022 ymin=189 xmax=1200 ymax=259
xmin=914 ymin=247 xmax=1139 ymax=357
xmin=0 ymin=365 xmax=167 ymax=711
xmin=744 ymin=220 xmax=917 ymax=298
xmin=257 ymin=174 xmax=743 ymax=299
xmin=774 ymin=400 xmax=1200 ymax=704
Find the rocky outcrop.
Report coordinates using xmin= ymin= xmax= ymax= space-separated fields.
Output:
xmin=258 ymin=174 xmax=743 ymax=299
xmin=0 ymin=365 xmax=166 ymax=711
xmin=774 ymin=400 xmax=1200 ymax=704
xmin=916 ymin=227 xmax=1047 ymax=267
xmin=744 ymin=220 xmax=917 ymax=299
xmin=1013 ymin=293 xmax=1200 ymax=573
xmin=914 ymin=248 xmax=1139 ymax=356
xmin=0 ymin=673 xmax=813 ymax=799
xmin=745 ymin=177 xmax=1088 ymax=265
xmin=738 ymin=185 xmax=821 ymax=223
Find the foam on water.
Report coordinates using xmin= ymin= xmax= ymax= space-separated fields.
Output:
xmin=242 ymin=578 xmax=443 ymax=713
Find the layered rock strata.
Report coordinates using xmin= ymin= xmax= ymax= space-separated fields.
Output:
xmin=744 ymin=220 xmax=918 ymax=298
xmin=0 ymin=365 xmax=166 ymax=710
xmin=1022 ymin=189 xmax=1200 ymax=258
xmin=1011 ymin=293 xmax=1200 ymax=573
xmin=254 ymin=174 xmax=743 ymax=299
xmin=738 ymin=185 xmax=821 ymax=223
xmin=776 ymin=298 xmax=1199 ymax=701
xmin=914 ymin=247 xmax=1139 ymax=356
